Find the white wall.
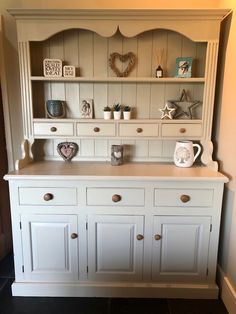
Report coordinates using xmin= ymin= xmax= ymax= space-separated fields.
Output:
xmin=214 ymin=0 xmax=236 ymax=312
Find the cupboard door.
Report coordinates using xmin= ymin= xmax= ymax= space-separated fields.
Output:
xmin=21 ymin=214 xmax=78 ymax=281
xmin=88 ymin=215 xmax=144 ymax=281
xmin=152 ymin=216 xmax=211 ymax=282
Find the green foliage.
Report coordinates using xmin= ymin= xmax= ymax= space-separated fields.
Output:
xmin=113 ymin=103 xmax=121 ymax=111
xmin=103 ymin=106 xmax=111 ymax=112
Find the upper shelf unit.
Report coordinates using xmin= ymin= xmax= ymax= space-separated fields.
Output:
xmin=9 ymin=8 xmax=231 ymax=150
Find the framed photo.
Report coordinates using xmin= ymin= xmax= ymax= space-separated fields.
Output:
xmin=80 ymin=99 xmax=94 ymax=119
xmin=175 ymin=57 xmax=193 ymax=78
xmin=43 ymin=58 xmax=62 ymax=77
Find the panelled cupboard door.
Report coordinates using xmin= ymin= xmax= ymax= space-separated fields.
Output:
xmin=152 ymin=216 xmax=211 ymax=282
xmin=87 ymin=215 xmax=144 ymax=282
xmin=21 ymin=214 xmax=78 ymax=282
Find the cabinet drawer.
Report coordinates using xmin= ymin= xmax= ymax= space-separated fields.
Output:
xmin=19 ymin=187 xmax=77 ymax=205
xmin=154 ymin=188 xmax=213 ymax=207
xmin=161 ymin=123 xmax=202 ymax=137
xmin=119 ymin=123 xmax=158 ymax=137
xmin=34 ymin=122 xmax=74 ymax=136
xmin=77 ymin=123 xmax=116 ymax=136
xmin=87 ymin=188 xmax=145 ymax=206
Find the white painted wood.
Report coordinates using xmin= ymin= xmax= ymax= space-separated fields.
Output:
xmin=161 ymin=123 xmax=202 ymax=138
xmin=77 ymin=122 xmax=116 ymax=137
xmin=119 ymin=123 xmax=159 ymax=137
xmin=154 ymin=188 xmax=213 ymax=207
xmin=152 ymin=216 xmax=211 ymax=282
xmin=34 ymin=122 xmax=74 ymax=137
xmin=19 ymin=187 xmax=77 ymax=205
xmin=21 ymin=214 xmax=78 ymax=281
xmin=87 ymin=215 xmax=144 ymax=281
xmin=86 ymin=187 xmax=145 ymax=206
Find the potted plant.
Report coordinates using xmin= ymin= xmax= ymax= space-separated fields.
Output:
xmin=103 ymin=106 xmax=112 ymax=120
xmin=123 ymin=105 xmax=131 ymax=120
xmin=113 ymin=103 xmax=121 ymax=120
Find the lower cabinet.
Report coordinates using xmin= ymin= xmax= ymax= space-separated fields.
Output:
xmin=21 ymin=214 xmax=79 ymax=282
xmin=6 ymin=173 xmax=226 ymax=298
xmin=151 ymin=216 xmax=211 ymax=282
xmin=87 ymin=215 xmax=144 ymax=281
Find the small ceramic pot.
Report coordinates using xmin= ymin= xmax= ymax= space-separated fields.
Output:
xmin=46 ymin=100 xmax=65 ymax=118
xmin=123 ymin=111 xmax=131 ymax=120
xmin=103 ymin=111 xmax=112 ymax=120
xmin=113 ymin=111 xmax=121 ymax=120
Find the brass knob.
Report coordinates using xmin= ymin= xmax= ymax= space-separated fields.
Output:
xmin=112 ymin=194 xmax=122 ymax=202
xmin=50 ymin=126 xmax=57 ymax=132
xmin=180 ymin=194 xmax=191 ymax=203
xmin=136 ymin=128 xmax=143 ymax=133
xmin=154 ymin=234 xmax=162 ymax=241
xmin=93 ymin=127 xmax=100 ymax=133
xmin=136 ymin=234 xmax=144 ymax=240
xmin=71 ymin=233 xmax=78 ymax=239
xmin=179 ymin=128 xmax=186 ymax=134
xmin=43 ymin=193 xmax=53 ymax=201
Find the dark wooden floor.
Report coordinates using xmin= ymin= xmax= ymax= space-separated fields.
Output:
xmin=0 ymin=253 xmax=229 ymax=314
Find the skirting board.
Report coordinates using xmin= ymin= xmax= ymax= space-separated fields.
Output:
xmin=11 ymin=282 xmax=219 ymax=299
xmin=218 ymin=266 xmax=236 ymax=314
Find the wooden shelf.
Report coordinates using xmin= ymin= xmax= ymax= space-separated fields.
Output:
xmin=30 ymin=76 xmax=205 ymax=83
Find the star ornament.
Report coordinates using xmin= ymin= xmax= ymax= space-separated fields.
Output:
xmin=169 ymin=89 xmax=202 ymax=119
xmin=159 ymin=103 xmax=176 ymax=119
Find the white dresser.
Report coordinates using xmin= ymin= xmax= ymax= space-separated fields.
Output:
xmin=5 ymin=9 xmax=230 ymax=298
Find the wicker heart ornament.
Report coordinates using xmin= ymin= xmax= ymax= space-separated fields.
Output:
xmin=109 ymin=52 xmax=136 ymax=77
xmin=57 ymin=142 xmax=78 ymax=161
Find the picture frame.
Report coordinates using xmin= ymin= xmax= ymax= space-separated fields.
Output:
xmin=43 ymin=58 xmax=62 ymax=77
xmin=79 ymin=98 xmax=94 ymax=119
xmin=63 ymin=65 xmax=76 ymax=77
xmin=175 ymin=57 xmax=193 ymax=78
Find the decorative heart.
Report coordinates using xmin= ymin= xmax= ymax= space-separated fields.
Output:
xmin=109 ymin=52 xmax=136 ymax=77
xmin=114 ymin=151 xmax=122 ymax=159
xmin=57 ymin=142 xmax=79 ymax=161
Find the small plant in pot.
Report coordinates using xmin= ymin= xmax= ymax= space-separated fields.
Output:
xmin=103 ymin=106 xmax=112 ymax=120
xmin=123 ymin=105 xmax=131 ymax=120
xmin=113 ymin=103 xmax=121 ymax=120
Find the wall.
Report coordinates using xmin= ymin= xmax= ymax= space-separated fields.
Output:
xmin=214 ymin=0 xmax=236 ymax=312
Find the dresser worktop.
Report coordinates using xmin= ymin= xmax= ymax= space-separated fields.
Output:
xmin=5 ymin=161 xmax=228 ymax=182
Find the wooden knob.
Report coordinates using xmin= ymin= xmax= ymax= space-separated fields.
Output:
xmin=43 ymin=193 xmax=53 ymax=201
xmin=93 ymin=127 xmax=100 ymax=133
xmin=136 ymin=128 xmax=143 ymax=133
xmin=179 ymin=128 xmax=186 ymax=133
xmin=180 ymin=194 xmax=191 ymax=203
xmin=136 ymin=234 xmax=144 ymax=240
xmin=71 ymin=233 xmax=78 ymax=239
xmin=50 ymin=126 xmax=57 ymax=132
xmin=112 ymin=194 xmax=122 ymax=202
xmin=154 ymin=234 xmax=162 ymax=241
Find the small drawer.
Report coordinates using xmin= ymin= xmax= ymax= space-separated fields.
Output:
xmin=119 ymin=123 xmax=158 ymax=137
xmin=34 ymin=122 xmax=74 ymax=137
xmin=154 ymin=188 xmax=213 ymax=207
xmin=87 ymin=188 xmax=145 ymax=206
xmin=77 ymin=123 xmax=116 ymax=136
xmin=161 ymin=123 xmax=202 ymax=137
xmin=19 ymin=187 xmax=77 ymax=206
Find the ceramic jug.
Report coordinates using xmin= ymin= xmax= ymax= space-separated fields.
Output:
xmin=174 ymin=140 xmax=201 ymax=168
